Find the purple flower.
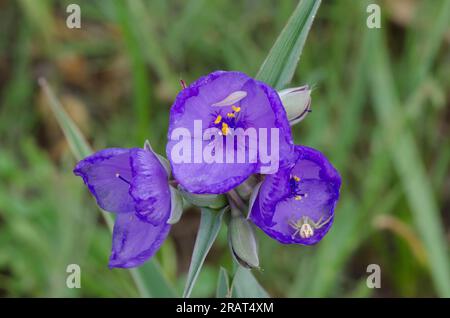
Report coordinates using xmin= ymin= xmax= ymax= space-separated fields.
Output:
xmin=250 ymin=145 xmax=341 ymax=245
xmin=73 ymin=147 xmax=171 ymax=268
xmin=166 ymin=71 xmax=294 ymax=194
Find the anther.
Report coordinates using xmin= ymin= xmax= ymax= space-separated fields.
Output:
xmin=226 ymin=112 xmax=235 ymax=118
xmin=231 ymin=105 xmax=241 ymax=113
xmin=221 ymin=122 xmax=229 ymax=136
xmin=293 ymin=175 xmax=300 ymax=182
xmin=214 ymin=115 xmax=222 ymax=124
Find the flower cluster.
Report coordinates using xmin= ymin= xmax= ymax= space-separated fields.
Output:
xmin=74 ymin=71 xmax=341 ymax=268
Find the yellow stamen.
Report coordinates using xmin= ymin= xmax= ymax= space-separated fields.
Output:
xmin=226 ymin=112 xmax=235 ymax=118
xmin=231 ymin=105 xmax=241 ymax=113
xmin=214 ymin=115 xmax=222 ymax=124
xmin=221 ymin=122 xmax=229 ymax=135
xmin=293 ymin=175 xmax=300 ymax=182
xmin=294 ymin=195 xmax=302 ymax=201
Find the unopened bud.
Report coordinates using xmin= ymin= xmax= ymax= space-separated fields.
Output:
xmin=278 ymin=85 xmax=311 ymax=126
xmin=228 ymin=216 xmax=259 ymax=269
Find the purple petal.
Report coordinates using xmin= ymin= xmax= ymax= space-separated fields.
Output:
xmin=109 ymin=213 xmax=171 ymax=268
xmin=250 ymin=145 xmax=341 ymax=245
xmin=166 ymin=70 xmax=294 ymax=194
xmin=129 ymin=148 xmax=171 ymax=225
xmin=169 ymin=160 xmax=257 ymax=194
xmin=240 ymin=79 xmax=295 ymax=171
xmin=257 ymin=165 xmax=293 ymax=225
xmin=73 ymin=148 xmax=135 ymax=213
xmin=167 ymin=71 xmax=250 ymax=135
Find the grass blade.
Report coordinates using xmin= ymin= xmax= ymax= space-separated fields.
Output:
xmin=38 ymin=78 xmax=92 ymax=164
xmin=255 ymin=0 xmax=321 ymax=89
xmin=114 ymin=0 xmax=152 ymax=143
xmin=183 ymin=207 xmax=227 ymax=298
xmin=368 ymin=32 xmax=450 ymax=297
xmin=403 ymin=0 xmax=450 ymax=93
xmin=39 ymin=78 xmax=176 ymax=298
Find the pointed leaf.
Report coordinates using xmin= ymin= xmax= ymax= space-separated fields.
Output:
xmin=183 ymin=207 xmax=228 ymax=298
xmin=256 ymin=0 xmax=321 ymax=89
xmin=216 ymin=267 xmax=231 ymax=298
xmin=168 ymin=186 xmax=183 ymax=224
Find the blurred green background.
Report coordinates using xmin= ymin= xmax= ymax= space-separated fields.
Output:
xmin=0 ymin=0 xmax=449 ymax=297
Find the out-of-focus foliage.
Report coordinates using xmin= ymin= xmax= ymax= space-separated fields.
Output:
xmin=0 ymin=0 xmax=449 ymax=297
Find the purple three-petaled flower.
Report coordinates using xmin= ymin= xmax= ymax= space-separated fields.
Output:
xmin=166 ymin=70 xmax=294 ymax=194
xmin=250 ymin=145 xmax=341 ymax=245
xmin=73 ymin=147 xmax=171 ymax=268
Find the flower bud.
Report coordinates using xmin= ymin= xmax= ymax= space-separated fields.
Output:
xmin=278 ymin=85 xmax=311 ymax=126
xmin=228 ymin=215 xmax=259 ymax=269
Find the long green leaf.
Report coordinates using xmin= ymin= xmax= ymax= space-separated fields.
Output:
xmin=183 ymin=207 xmax=227 ymax=298
xmin=38 ymin=79 xmax=92 ymax=164
xmin=255 ymin=0 xmax=321 ymax=89
xmin=39 ymin=78 xmax=176 ymax=298
xmin=368 ymin=32 xmax=450 ymax=297
xmin=404 ymin=0 xmax=450 ymax=93
xmin=114 ymin=0 xmax=152 ymax=142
